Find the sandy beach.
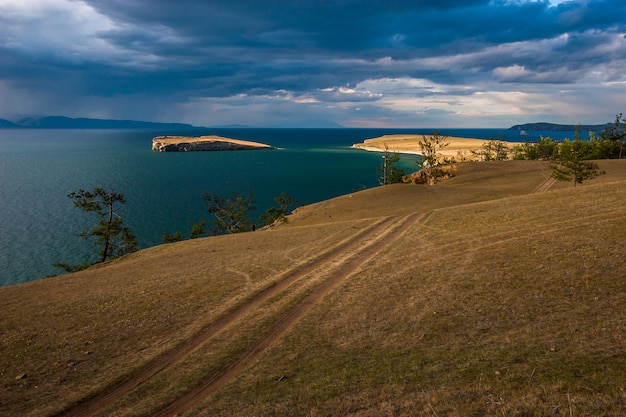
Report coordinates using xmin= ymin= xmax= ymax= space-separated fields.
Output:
xmin=352 ymin=134 xmax=524 ymax=160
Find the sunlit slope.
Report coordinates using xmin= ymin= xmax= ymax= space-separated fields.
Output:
xmin=1 ymin=160 xmax=624 ymax=417
xmin=198 ymin=177 xmax=626 ymax=416
xmin=287 ymin=159 xmax=626 ymax=224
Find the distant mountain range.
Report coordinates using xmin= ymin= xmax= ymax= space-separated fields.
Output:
xmin=509 ymin=122 xmax=608 ymax=132
xmin=0 ymin=116 xmax=611 ymax=131
xmin=0 ymin=116 xmax=201 ymax=129
xmin=0 ymin=118 xmax=20 ymax=128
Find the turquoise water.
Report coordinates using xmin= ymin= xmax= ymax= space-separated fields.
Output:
xmin=0 ymin=127 xmax=570 ymax=286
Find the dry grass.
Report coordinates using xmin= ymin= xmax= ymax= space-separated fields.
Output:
xmin=1 ymin=220 xmax=374 ymax=417
xmin=1 ymin=160 xmax=625 ymax=417
xmin=191 ymin=175 xmax=626 ymax=417
xmin=288 ymin=160 xmax=554 ymax=224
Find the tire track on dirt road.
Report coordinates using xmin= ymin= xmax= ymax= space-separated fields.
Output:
xmin=149 ymin=212 xmax=425 ymax=417
xmin=52 ymin=216 xmax=397 ymax=417
xmin=417 ymin=208 xmax=626 ymax=268
xmin=531 ymin=176 xmax=557 ymax=193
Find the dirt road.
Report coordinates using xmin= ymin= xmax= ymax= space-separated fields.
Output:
xmin=54 ymin=213 xmax=424 ymax=417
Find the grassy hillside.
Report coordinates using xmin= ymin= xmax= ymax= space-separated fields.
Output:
xmin=1 ymin=160 xmax=625 ymax=417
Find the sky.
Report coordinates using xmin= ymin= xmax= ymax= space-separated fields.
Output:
xmin=1 ymin=0 xmax=625 ymax=128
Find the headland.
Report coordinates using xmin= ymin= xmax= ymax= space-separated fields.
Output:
xmin=152 ymin=135 xmax=273 ymax=152
xmin=352 ymin=134 xmax=524 ymax=160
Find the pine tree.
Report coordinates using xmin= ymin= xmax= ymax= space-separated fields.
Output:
xmin=204 ymin=191 xmax=256 ymax=234
xmin=378 ymin=146 xmax=405 ymax=185
xmin=551 ymin=142 xmax=604 ymax=187
xmin=54 ymin=187 xmax=137 ymax=272
xmin=418 ymin=131 xmax=450 ymax=185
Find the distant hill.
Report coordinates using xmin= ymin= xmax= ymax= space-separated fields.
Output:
xmin=2 ymin=116 xmax=201 ymax=129
xmin=509 ymin=122 xmax=607 ymax=131
xmin=0 ymin=117 xmax=20 ymax=128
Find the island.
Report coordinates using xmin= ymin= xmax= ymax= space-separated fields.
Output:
xmin=509 ymin=122 xmax=607 ymax=132
xmin=352 ymin=134 xmax=524 ymax=160
xmin=152 ymin=135 xmax=273 ymax=152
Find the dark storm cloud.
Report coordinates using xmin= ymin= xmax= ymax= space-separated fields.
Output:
xmin=82 ymin=0 xmax=625 ymax=89
xmin=1 ymin=0 xmax=625 ymax=126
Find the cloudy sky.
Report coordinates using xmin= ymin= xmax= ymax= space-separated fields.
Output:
xmin=1 ymin=0 xmax=625 ymax=128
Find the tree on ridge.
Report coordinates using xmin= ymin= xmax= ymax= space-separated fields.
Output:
xmin=418 ymin=131 xmax=451 ymax=185
xmin=204 ymin=191 xmax=256 ymax=234
xmin=550 ymin=141 xmax=604 ymax=187
xmin=54 ymin=187 xmax=137 ymax=272
xmin=260 ymin=192 xmax=298 ymax=226
xmin=378 ymin=145 xmax=405 ymax=185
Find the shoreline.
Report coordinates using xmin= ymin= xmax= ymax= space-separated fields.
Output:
xmin=352 ymin=134 xmax=525 ymax=159
xmin=351 ymin=144 xmax=424 ymax=155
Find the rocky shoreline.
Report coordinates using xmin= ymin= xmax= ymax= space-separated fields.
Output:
xmin=152 ymin=135 xmax=273 ymax=152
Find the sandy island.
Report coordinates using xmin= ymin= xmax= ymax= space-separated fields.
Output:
xmin=352 ymin=134 xmax=524 ymax=160
xmin=152 ymin=135 xmax=273 ymax=152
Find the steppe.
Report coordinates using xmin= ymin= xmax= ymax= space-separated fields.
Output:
xmin=1 ymin=160 xmax=625 ymax=417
